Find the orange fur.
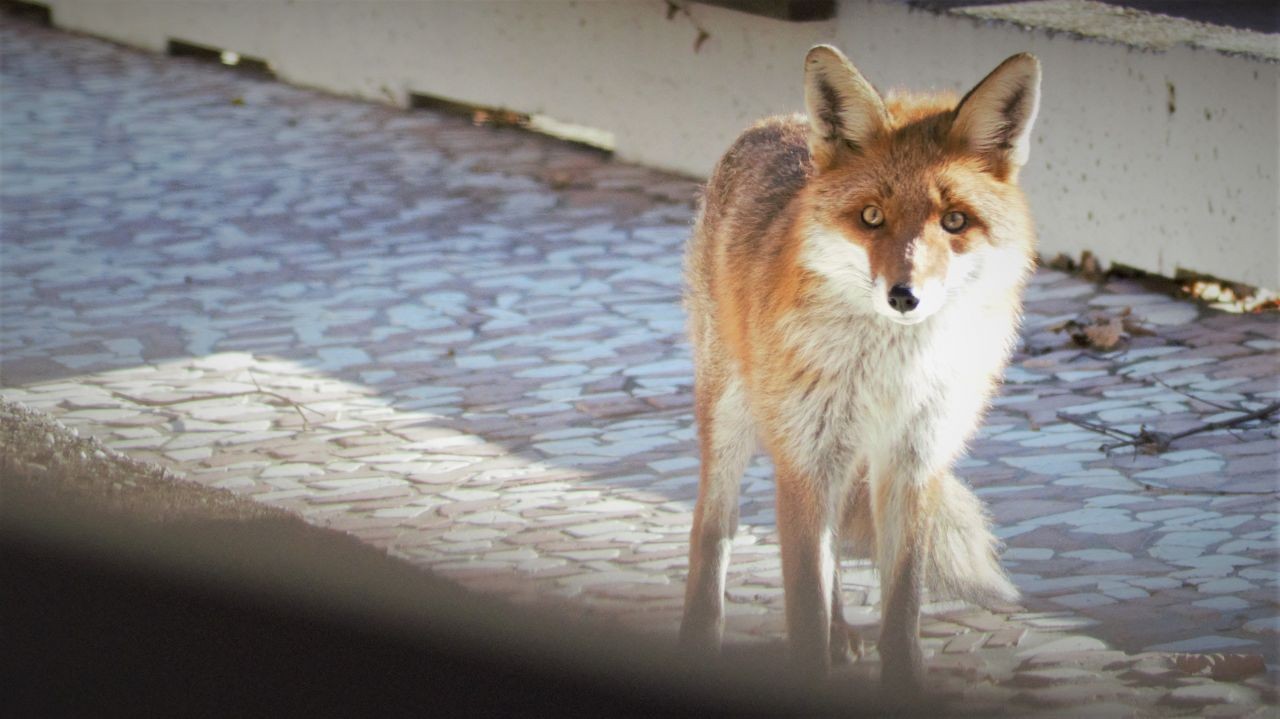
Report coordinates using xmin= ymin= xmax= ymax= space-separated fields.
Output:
xmin=680 ymin=47 xmax=1041 ymax=691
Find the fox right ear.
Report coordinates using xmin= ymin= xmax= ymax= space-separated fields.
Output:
xmin=804 ymin=45 xmax=888 ymax=170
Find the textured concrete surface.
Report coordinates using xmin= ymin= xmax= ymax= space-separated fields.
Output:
xmin=951 ymin=0 xmax=1280 ymax=60
xmin=2 ymin=18 xmax=1277 ymax=715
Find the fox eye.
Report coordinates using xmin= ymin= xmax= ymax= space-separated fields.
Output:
xmin=861 ymin=206 xmax=884 ymax=228
xmin=942 ymin=211 xmax=967 ymax=233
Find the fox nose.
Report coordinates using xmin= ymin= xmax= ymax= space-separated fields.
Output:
xmin=887 ymin=284 xmax=920 ymax=313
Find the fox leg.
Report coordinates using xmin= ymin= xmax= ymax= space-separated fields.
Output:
xmin=871 ymin=472 xmax=929 ymax=691
xmin=879 ymin=546 xmax=924 ymax=691
xmin=829 ymin=563 xmax=863 ymax=665
xmin=774 ymin=459 xmax=835 ymax=675
xmin=832 ymin=473 xmax=872 ymax=665
xmin=680 ymin=375 xmax=754 ymax=654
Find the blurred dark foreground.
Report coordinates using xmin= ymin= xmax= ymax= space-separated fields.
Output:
xmin=0 ymin=401 xmax=940 ymax=717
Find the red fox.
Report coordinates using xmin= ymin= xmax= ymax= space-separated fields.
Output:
xmin=679 ymin=46 xmax=1040 ymax=691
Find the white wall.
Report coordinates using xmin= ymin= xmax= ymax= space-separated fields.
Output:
xmin=834 ymin=2 xmax=1279 ymax=291
xmin=43 ymin=0 xmax=1279 ymax=288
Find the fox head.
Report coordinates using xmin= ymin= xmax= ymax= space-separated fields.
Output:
xmin=800 ymin=46 xmax=1040 ymax=325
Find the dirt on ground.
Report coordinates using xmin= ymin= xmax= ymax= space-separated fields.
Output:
xmin=0 ymin=396 xmax=423 ymax=584
xmin=1 ymin=396 xmax=287 ymax=523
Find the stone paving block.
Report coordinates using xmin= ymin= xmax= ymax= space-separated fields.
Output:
xmin=1146 ymin=636 xmax=1261 ymax=653
xmin=1161 ymin=683 xmax=1261 ymax=709
xmin=985 ymin=627 xmax=1029 ymax=649
xmin=944 ymin=632 xmax=989 ymax=654
xmin=1018 ymin=636 xmax=1110 ymax=658
xmin=921 ymin=620 xmax=969 ymax=638
xmin=1010 ymin=666 xmax=1099 ymax=688
xmin=1014 ymin=681 xmax=1137 ymax=709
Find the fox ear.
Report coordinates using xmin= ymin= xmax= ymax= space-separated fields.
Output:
xmin=952 ymin=53 xmax=1041 ymax=168
xmin=804 ymin=45 xmax=888 ymax=170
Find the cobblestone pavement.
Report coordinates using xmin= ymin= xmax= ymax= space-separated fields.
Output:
xmin=2 ymin=19 xmax=1277 ymax=715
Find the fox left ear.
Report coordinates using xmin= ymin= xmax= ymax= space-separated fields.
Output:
xmin=952 ymin=53 xmax=1041 ymax=168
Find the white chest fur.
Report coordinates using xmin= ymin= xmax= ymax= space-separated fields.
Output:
xmin=765 ymin=277 xmax=1016 ymax=493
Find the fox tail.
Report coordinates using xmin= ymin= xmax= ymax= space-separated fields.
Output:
xmin=923 ymin=473 xmax=1020 ymax=605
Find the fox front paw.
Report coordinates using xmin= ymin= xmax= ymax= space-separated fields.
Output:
xmin=677 ymin=617 xmax=723 ymax=659
xmin=877 ymin=638 xmax=925 ymax=694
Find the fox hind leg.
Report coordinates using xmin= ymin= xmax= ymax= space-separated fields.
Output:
xmin=830 ymin=563 xmax=863 ymax=665
xmin=680 ymin=375 xmax=755 ymax=655
xmin=831 ymin=471 xmax=872 ymax=666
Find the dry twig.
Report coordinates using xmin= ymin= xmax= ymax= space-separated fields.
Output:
xmin=111 ymin=373 xmax=321 ymax=430
xmin=1059 ymin=401 xmax=1279 ymax=455
xmin=1151 ymin=377 xmax=1244 ymax=413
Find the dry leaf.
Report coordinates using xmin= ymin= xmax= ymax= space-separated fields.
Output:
xmin=543 ymin=170 xmax=575 ymax=190
xmin=1167 ymin=653 xmax=1266 ymax=682
xmin=1082 ymin=317 xmax=1124 ymax=350
xmin=1046 ymin=253 xmax=1075 ymax=272
xmin=1052 ymin=307 xmax=1159 ymax=351
xmin=1079 ymin=250 xmax=1102 ymax=278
